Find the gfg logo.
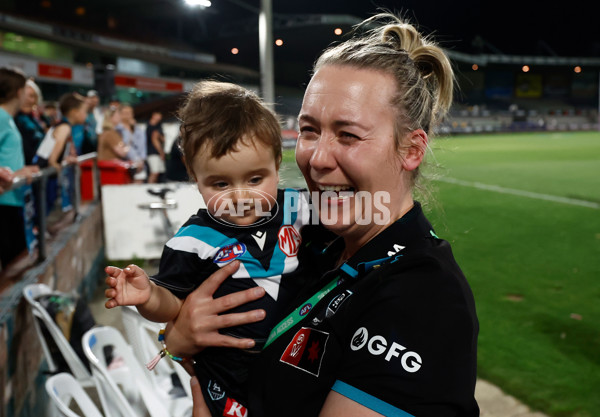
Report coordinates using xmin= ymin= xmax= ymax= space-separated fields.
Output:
xmin=350 ymin=327 xmax=422 ymax=373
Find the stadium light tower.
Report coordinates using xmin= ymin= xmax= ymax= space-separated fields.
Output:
xmin=184 ymin=0 xmax=212 ymax=8
xmin=185 ymin=0 xmax=274 ymax=109
xmin=258 ymin=0 xmax=274 ymax=109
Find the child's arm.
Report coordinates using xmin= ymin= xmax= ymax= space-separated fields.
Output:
xmin=105 ymin=264 xmax=183 ymax=323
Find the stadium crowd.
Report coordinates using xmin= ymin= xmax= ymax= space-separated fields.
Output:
xmin=0 ymin=66 xmax=182 ymax=273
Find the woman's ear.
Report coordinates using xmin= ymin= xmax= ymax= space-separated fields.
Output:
xmin=401 ymin=129 xmax=428 ymax=171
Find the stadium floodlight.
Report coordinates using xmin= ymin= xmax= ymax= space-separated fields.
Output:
xmin=185 ymin=0 xmax=212 ymax=7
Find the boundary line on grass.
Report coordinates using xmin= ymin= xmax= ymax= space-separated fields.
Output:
xmin=436 ymin=177 xmax=600 ymax=209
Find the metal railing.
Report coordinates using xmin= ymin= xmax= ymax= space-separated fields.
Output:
xmin=1 ymin=152 xmax=100 ymax=263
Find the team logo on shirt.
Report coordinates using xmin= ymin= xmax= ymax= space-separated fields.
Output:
xmin=278 ymin=225 xmax=301 ymax=257
xmin=213 ymin=242 xmax=247 ymax=264
xmin=207 ymin=380 xmax=225 ymax=401
xmin=280 ymin=327 xmax=329 ymax=377
xmin=350 ymin=327 xmax=422 ymax=373
xmin=223 ymin=398 xmax=248 ymax=417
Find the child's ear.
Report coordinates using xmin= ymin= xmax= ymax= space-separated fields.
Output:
xmin=401 ymin=129 xmax=428 ymax=171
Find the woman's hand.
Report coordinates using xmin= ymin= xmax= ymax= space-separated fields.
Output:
xmin=0 ymin=167 xmax=14 ymax=192
xmin=163 ymin=260 xmax=267 ymax=357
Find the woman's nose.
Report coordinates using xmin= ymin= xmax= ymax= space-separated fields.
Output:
xmin=309 ymin=135 xmax=336 ymax=171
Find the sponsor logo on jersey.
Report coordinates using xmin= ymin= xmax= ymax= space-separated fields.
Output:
xmin=326 ymin=289 xmax=353 ymax=318
xmin=223 ymin=398 xmax=248 ymax=417
xmin=387 ymin=243 xmax=406 ymax=257
xmin=251 ymin=230 xmax=267 ymax=250
xmin=350 ymin=327 xmax=422 ymax=373
xmin=280 ymin=327 xmax=329 ymax=377
xmin=278 ymin=225 xmax=301 ymax=257
xmin=207 ymin=380 xmax=225 ymax=401
xmin=213 ymin=242 xmax=246 ymax=264
xmin=299 ymin=303 xmax=312 ymax=316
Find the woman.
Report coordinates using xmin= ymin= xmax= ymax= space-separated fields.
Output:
xmin=165 ymin=13 xmax=479 ymax=417
xmin=14 ymin=79 xmax=45 ymax=165
xmin=97 ymin=107 xmax=129 ymax=161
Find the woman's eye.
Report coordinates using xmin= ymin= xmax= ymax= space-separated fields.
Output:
xmin=340 ymin=131 xmax=359 ymax=140
xmin=299 ymin=126 xmax=318 ymax=138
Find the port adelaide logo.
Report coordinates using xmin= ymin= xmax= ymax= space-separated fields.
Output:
xmin=350 ymin=327 xmax=422 ymax=373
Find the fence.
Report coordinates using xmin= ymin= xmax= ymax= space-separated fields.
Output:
xmin=0 ymin=152 xmax=100 ymax=265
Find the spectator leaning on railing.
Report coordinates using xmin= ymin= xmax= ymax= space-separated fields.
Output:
xmin=14 ymin=79 xmax=45 ymax=165
xmin=117 ymin=104 xmax=147 ymax=183
xmin=97 ymin=106 xmax=129 ymax=161
xmin=0 ymin=67 xmax=40 ymax=269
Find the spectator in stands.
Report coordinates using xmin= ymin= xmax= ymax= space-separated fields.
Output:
xmin=108 ymin=96 xmax=121 ymax=111
xmin=97 ymin=107 xmax=129 ymax=161
xmin=81 ymin=90 xmax=100 ymax=154
xmin=14 ymin=79 xmax=45 ymax=165
xmin=0 ymin=67 xmax=40 ymax=269
xmin=117 ymin=104 xmax=147 ymax=182
xmin=33 ymin=92 xmax=85 ymax=213
xmin=40 ymin=101 xmax=59 ymax=130
xmin=165 ymin=135 xmax=188 ymax=182
xmin=35 ymin=93 xmax=85 ymax=170
xmin=145 ymin=111 xmax=165 ymax=183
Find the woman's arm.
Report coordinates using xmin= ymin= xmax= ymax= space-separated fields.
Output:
xmin=163 ymin=260 xmax=267 ymax=357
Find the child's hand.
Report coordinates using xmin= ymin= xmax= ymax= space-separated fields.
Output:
xmin=104 ymin=264 xmax=152 ymax=309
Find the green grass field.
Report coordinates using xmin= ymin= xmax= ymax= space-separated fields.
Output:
xmin=281 ymin=131 xmax=600 ymax=417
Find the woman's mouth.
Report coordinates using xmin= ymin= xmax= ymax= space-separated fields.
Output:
xmin=315 ymin=184 xmax=356 ymax=202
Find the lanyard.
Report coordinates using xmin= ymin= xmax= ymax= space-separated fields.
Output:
xmin=262 ymin=257 xmax=391 ymax=349
xmin=264 ymin=274 xmax=342 ymax=349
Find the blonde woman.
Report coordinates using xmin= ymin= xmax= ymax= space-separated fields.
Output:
xmin=97 ymin=107 xmax=129 ymax=161
xmin=168 ymin=13 xmax=479 ymax=417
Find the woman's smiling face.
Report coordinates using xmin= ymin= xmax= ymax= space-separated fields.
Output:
xmin=296 ymin=64 xmax=417 ymax=245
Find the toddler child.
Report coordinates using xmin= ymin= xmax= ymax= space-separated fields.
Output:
xmin=105 ymin=81 xmax=314 ymax=416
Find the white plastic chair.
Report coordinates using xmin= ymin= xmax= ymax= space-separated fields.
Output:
xmin=45 ymin=373 xmax=103 ymax=417
xmin=22 ymin=284 xmax=95 ymax=388
xmin=83 ymin=325 xmax=190 ymax=417
xmin=120 ymin=305 xmax=192 ymax=399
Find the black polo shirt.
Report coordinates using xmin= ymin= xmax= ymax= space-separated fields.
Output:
xmin=249 ymin=202 xmax=479 ymax=417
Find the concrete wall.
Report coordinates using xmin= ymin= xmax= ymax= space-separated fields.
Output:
xmin=0 ymin=202 xmax=104 ymax=417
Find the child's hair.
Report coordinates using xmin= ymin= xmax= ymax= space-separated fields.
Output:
xmin=0 ymin=67 xmax=27 ymax=104
xmin=58 ymin=92 xmax=86 ymax=117
xmin=178 ymin=81 xmax=282 ymax=179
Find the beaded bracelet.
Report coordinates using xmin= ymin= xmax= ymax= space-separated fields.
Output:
xmin=146 ymin=329 xmax=191 ymax=371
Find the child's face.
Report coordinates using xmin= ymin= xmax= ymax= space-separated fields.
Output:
xmin=193 ymin=138 xmax=279 ymax=226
